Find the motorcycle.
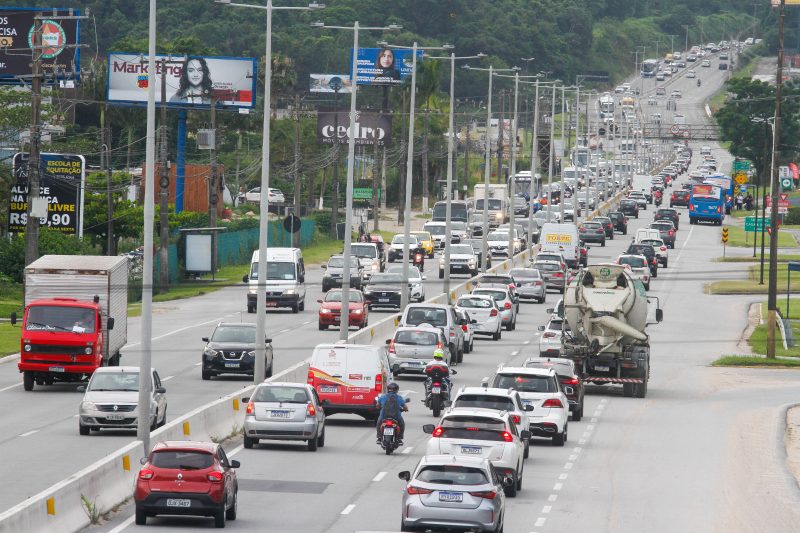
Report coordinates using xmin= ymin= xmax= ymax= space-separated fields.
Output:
xmin=378 ymin=418 xmax=401 ymax=455
xmin=412 ymin=247 xmax=425 ymax=269
xmin=654 ymin=194 xmax=663 ymax=207
xmin=424 ymin=368 xmax=457 ymax=417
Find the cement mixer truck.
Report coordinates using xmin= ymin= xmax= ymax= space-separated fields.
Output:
xmin=558 ymin=264 xmax=662 ymax=398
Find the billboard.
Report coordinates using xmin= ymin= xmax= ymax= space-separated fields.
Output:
xmin=107 ymin=53 xmax=258 ymax=109
xmin=9 ymin=152 xmax=85 ymax=236
xmin=309 ymin=74 xmax=352 ymax=93
xmin=351 ymin=47 xmax=424 ymax=86
xmin=317 ymin=109 xmax=392 ymax=147
xmin=0 ymin=7 xmax=81 ymax=81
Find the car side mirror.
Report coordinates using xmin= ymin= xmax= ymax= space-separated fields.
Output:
xmin=321 ymin=399 xmax=330 ymax=406
xmin=202 ymin=337 xmax=209 ymax=342
xmin=317 ymin=299 xmax=322 ymax=304
xmin=524 ymin=404 xmax=534 ymax=412
xmin=656 ymin=308 xmax=664 ymax=322
xmin=241 ymin=397 xmax=250 ymax=403
xmin=422 ymin=275 xmax=427 ymax=280
xmin=422 ymin=424 xmax=435 ymax=434
xmin=538 ymin=325 xmax=545 ymax=332
xmin=546 ymin=308 xmax=554 ymax=314
xmin=107 ymin=317 xmax=115 ymax=330
xmin=299 ymin=275 xmax=305 ymax=283
xmin=265 ymin=338 xmax=272 ymax=344
xmin=321 ymin=264 xmax=326 ymax=269
xmin=230 ymin=460 xmax=241 ymax=469
xmin=140 ymin=457 xmax=148 ymax=465
xmin=77 ymin=385 xmax=86 ymax=393
xmin=9 ymin=312 xmax=16 ymax=326
xmin=156 ymin=387 xmax=166 ymax=394
xmin=520 ymin=430 xmax=532 ymax=440
xmin=398 ymin=471 xmax=411 ymax=481
xmin=471 ymin=319 xmax=477 ymax=324
xmin=242 ymin=275 xmax=249 ymax=283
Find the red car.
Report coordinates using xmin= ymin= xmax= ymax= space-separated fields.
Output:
xmin=318 ymin=289 xmax=369 ymax=330
xmin=670 ymin=190 xmax=690 ymax=208
xmin=135 ymin=441 xmax=240 ymax=527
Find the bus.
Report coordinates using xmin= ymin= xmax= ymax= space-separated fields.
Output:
xmin=511 ymin=171 xmax=543 ymax=199
xmin=703 ymin=174 xmax=734 ymax=214
xmin=641 ymin=59 xmax=659 ymax=77
xmin=598 ymin=93 xmax=615 ymax=120
xmin=689 ymin=184 xmax=724 ymax=225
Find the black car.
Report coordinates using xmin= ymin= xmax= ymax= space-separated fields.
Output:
xmin=654 ymin=208 xmax=680 ymax=230
xmin=202 ymin=323 xmax=274 ymax=380
xmin=619 ymin=199 xmax=639 ymax=218
xmin=649 ymin=221 xmax=677 ymax=248
xmin=363 ymin=273 xmax=408 ymax=309
xmin=607 ymin=211 xmax=628 ymax=235
xmin=670 ymin=189 xmax=690 ymax=207
xmin=594 ymin=216 xmax=615 ymax=239
xmin=523 ymin=357 xmax=585 ymax=421
xmin=626 ymin=243 xmax=658 ymax=276
xmin=579 ymin=221 xmax=606 ymax=246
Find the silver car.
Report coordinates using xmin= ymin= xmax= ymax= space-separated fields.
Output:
xmin=78 ymin=366 xmax=167 ymax=435
xmin=509 ymin=267 xmax=546 ymax=303
xmin=472 ymin=287 xmax=517 ymax=331
xmin=455 ymin=294 xmax=502 ymax=341
xmin=533 ymin=260 xmax=567 ymax=294
xmin=242 ymin=382 xmax=326 ymax=451
xmin=388 ymin=326 xmax=450 ymax=376
xmin=399 ymin=455 xmax=510 ymax=532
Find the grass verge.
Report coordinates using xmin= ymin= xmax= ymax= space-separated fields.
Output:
xmin=716 ymin=254 xmax=800 ymax=263
xmin=0 ymin=323 xmax=20 ymax=357
xmin=723 ymin=224 xmax=796 ymax=248
xmin=712 ymin=355 xmax=800 ymax=367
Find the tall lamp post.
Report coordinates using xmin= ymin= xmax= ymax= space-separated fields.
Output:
xmin=425 ymin=52 xmax=486 ymax=302
xmin=217 ymin=0 xmax=325 ymax=380
xmin=314 ymin=22 xmax=402 ymax=340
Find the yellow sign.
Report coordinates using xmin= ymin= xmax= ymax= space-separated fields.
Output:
xmin=735 ymin=173 xmax=748 ymax=185
xmin=722 ymin=227 xmax=729 ymax=244
xmin=545 ymin=233 xmax=572 ymax=244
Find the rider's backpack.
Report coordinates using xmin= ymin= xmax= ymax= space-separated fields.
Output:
xmin=383 ymin=394 xmax=400 ymax=419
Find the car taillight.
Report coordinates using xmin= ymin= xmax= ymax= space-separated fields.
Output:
xmin=510 ymin=414 xmax=521 ymax=424
xmin=508 ymin=284 xmax=514 ymax=290
xmin=543 ymin=332 xmax=556 ymax=338
xmin=388 ymin=339 xmax=396 ymax=354
xmin=553 ymin=272 xmax=564 ymax=278
xmin=138 ymin=468 xmax=154 ymax=480
xmin=407 ymin=485 xmax=433 ymax=495
xmin=504 ymin=302 xmax=512 ymax=310
xmin=469 ymin=490 xmax=498 ymax=500
xmin=542 ymin=398 xmax=564 ymax=408
xmin=535 ymin=281 xmax=543 ymax=286
xmin=462 ymin=324 xmax=468 ymax=332
xmin=246 ymin=401 xmax=255 ymax=415
xmin=437 ymin=342 xmax=443 ymax=349
xmin=207 ymin=471 xmax=224 ymax=483
xmin=375 ymin=373 xmax=383 ymax=393
xmin=490 ymin=309 xmax=498 ymax=317
xmin=689 ymin=204 xmax=695 ymax=211
xmin=307 ymin=402 xmax=316 ymax=417
xmin=307 ymin=370 xmax=315 ymax=386
xmin=669 ymin=230 xmax=674 ymax=235
xmin=500 ymin=431 xmax=514 ymax=442
xmin=716 ymin=206 xmax=721 ymax=213
xmin=431 ymin=426 xmax=444 ymax=437
xmin=384 ymin=419 xmax=395 ymax=427
xmin=562 ymin=377 xmax=580 ymax=386
xmin=661 ymin=246 xmax=667 ymax=251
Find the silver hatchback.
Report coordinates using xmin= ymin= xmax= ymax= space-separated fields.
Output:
xmin=399 ymin=455 xmax=510 ymax=532
xmin=242 ymin=382 xmax=326 ymax=451
xmin=509 ymin=267 xmax=547 ymax=303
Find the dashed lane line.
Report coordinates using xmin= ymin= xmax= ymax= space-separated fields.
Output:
xmin=372 ymin=471 xmax=387 ymax=482
xmin=19 ymin=430 xmax=39 ymax=437
xmin=341 ymin=504 xmax=356 ymax=515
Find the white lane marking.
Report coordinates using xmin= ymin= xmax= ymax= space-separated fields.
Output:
xmin=162 ymin=375 xmax=174 ymax=382
xmin=672 ymin=224 xmax=695 ymax=267
xmin=303 ymin=320 xmax=313 ymax=325
xmin=559 ymin=473 xmax=568 ymax=480
xmin=548 ymin=494 xmax=558 ymax=502
xmin=579 ymin=439 xmax=586 ymax=445
xmin=228 ymin=444 xmax=244 ymax=457
xmin=278 ymin=328 xmax=291 ymax=334
xmin=124 ymin=314 xmax=232 ymax=349
xmin=568 ymin=454 xmax=578 ymax=461
xmin=601 ymin=399 xmax=608 ymax=404
xmin=107 ymin=515 xmax=135 ymax=533
xmin=591 ymin=417 xmax=598 ymax=423
xmin=0 ymin=383 xmax=22 ymax=393
xmin=402 ymin=446 xmax=414 ymax=454
xmin=523 ymin=340 xmax=530 ymax=345
xmin=341 ymin=504 xmax=356 ymax=515
xmin=535 ymin=517 xmax=547 ymax=527
xmin=573 ymin=446 xmax=582 ymax=453
xmin=19 ymin=430 xmax=39 ymax=437
xmin=73 ymin=414 xmax=79 ymax=418
xmin=553 ymin=482 xmax=563 ymax=491
xmin=564 ymin=462 xmax=573 ymax=470
xmin=194 ymin=362 xmax=203 ymax=366
xmin=582 ymin=432 xmax=591 ymax=439
xmin=372 ymin=471 xmax=387 ymax=482
xmin=511 ymin=350 xmax=519 ymax=356
xmin=542 ymin=505 xmax=552 ymax=513
xmin=587 ymin=424 xmax=595 ymax=431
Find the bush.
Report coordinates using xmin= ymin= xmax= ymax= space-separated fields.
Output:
xmin=310 ymin=210 xmax=331 ymax=232
xmin=786 ymin=207 xmax=800 ymax=225
xmin=0 ymin=229 xmax=97 ymax=283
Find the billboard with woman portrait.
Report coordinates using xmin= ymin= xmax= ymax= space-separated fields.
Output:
xmin=350 ymin=47 xmax=424 ymax=86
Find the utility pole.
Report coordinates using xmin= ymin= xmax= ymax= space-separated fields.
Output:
xmin=683 ymin=25 xmax=691 ymax=53
xmin=372 ymin=120 xmax=380 ymax=232
xmin=497 ymin=90 xmax=505 ymax=184
xmin=422 ymin=108 xmax=430 ymax=212
xmin=654 ymin=39 xmax=662 ymax=59
xmin=767 ymin=0 xmax=786 ymax=358
xmin=208 ymin=95 xmax=219 ymax=278
xmin=104 ymin=106 xmax=114 ymax=255
xmin=331 ymin=84 xmax=341 ymax=237
xmin=669 ymin=34 xmax=677 ymax=54
xmin=158 ymin=58 xmax=170 ymax=293
xmin=292 ymin=93 xmax=302 ymax=248
xmin=23 ymin=17 xmax=43 ymax=268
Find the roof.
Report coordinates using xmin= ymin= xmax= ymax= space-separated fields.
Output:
xmin=216 ymin=322 xmax=255 ymax=329
xmin=442 ymin=407 xmax=508 ymax=421
xmin=26 ymin=255 xmax=127 ymax=272
xmin=256 ymin=381 xmax=311 ymax=389
xmin=456 ymin=386 xmax=517 ymax=398
xmin=419 ymin=454 xmax=489 ymax=468
xmin=93 ymin=366 xmax=140 ymax=374
xmin=153 ymin=441 xmax=217 ymax=453
xmin=496 ymin=365 xmax=555 ymax=378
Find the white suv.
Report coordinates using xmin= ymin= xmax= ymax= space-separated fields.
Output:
xmin=490 ymin=366 xmax=569 ymax=446
xmin=423 ymin=408 xmax=528 ymax=497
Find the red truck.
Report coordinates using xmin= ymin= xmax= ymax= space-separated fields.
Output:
xmin=11 ymin=255 xmax=128 ymax=391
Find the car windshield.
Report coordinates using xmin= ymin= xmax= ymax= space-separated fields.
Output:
xmin=25 ymin=305 xmax=96 ymax=332
xmin=392 ymin=235 xmax=418 ymax=245
xmin=211 ymin=326 xmax=256 ymax=343
xmin=628 ymin=245 xmax=653 ymax=256
xmin=583 ymin=223 xmax=602 ymax=229
xmin=621 ymin=200 xmax=635 ymax=206
xmin=327 ymin=256 xmax=359 ymax=268
xmin=651 ymin=224 xmax=671 ymax=231
xmin=509 ymin=268 xmax=540 ymax=280
xmin=387 ymin=265 xmax=421 ymax=279
xmin=524 ymin=361 xmax=573 ymax=376
xmin=451 ymin=245 xmax=474 ymax=255
xmin=411 ymin=233 xmax=431 ymax=242
xmin=150 ymin=451 xmax=214 ymax=470
xmin=89 ymin=371 xmax=140 ymax=392
xmin=641 ymin=239 xmax=662 ymax=247
xmin=405 ymin=307 xmax=448 ymax=326
xmin=545 ymin=320 xmax=563 ymax=331
xmin=250 ymin=261 xmax=296 ymax=281
xmin=369 ymin=274 xmax=405 ymax=285
xmin=494 ymin=374 xmax=557 ymax=393
xmin=657 ymin=210 xmax=674 ymax=216
xmin=439 ymin=419 xmax=508 ymax=441
xmin=476 ymin=198 xmax=502 ymax=210
xmin=324 ymin=290 xmax=363 ymax=303
xmin=457 ymin=297 xmax=493 ymax=309
xmin=416 ymin=465 xmax=489 ymax=486
xmin=395 ymin=330 xmax=439 ymax=345
xmin=454 ymin=394 xmax=515 ymax=412
xmin=252 ymin=385 xmax=310 ymax=403
xmin=473 ymin=289 xmax=507 ymax=301
xmin=619 ymin=256 xmax=646 ymax=267
xmin=351 ymin=244 xmax=376 ymax=258
xmin=425 ymin=225 xmax=446 ymax=236
xmin=487 ymin=232 xmax=509 ymax=241
xmin=534 ymin=262 xmax=561 ymax=272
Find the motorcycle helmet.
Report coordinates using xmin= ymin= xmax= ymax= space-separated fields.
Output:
xmin=433 ymin=349 xmax=445 ymax=361
xmin=387 ymin=382 xmax=400 ymax=393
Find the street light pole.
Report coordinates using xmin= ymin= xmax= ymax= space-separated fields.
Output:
xmin=508 ymin=71 xmax=520 ymax=259
xmin=402 ymin=42 xmax=419 ymax=309
xmin=482 ymin=65 xmax=493 ymax=272
xmin=527 ymin=78 xmax=540 ymax=248
xmin=547 ymin=84 xmax=556 ymax=222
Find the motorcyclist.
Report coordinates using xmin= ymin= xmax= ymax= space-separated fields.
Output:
xmin=376 ymin=382 xmax=408 ymax=444
xmin=653 ymin=189 xmax=663 ymax=206
xmin=424 ymin=350 xmax=452 ymax=401
xmin=697 ymin=79 xmax=701 ymax=87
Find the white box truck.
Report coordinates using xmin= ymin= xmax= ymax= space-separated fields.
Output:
xmin=474 ymin=184 xmax=509 ymax=226
xmin=538 ymin=223 xmax=580 ymax=268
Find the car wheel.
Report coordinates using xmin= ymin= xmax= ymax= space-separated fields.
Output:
xmin=523 ymin=441 xmax=530 ymax=459
xmin=291 ymin=303 xmax=299 ymax=314
xmin=150 ymin=416 xmax=158 ymax=432
xmin=322 ymin=283 xmax=329 ymax=293
xmin=504 ymin=471 xmax=518 ymax=497
xmin=79 ymin=422 xmax=89 ymax=436
xmin=135 ymin=508 xmax=147 ymax=526
xmin=553 ymin=424 xmax=567 ymax=446
xmin=243 ymin=436 xmax=256 ymax=449
xmin=400 ymin=522 xmax=417 ymax=532
xmin=202 ymin=368 xmax=213 ymax=381
xmin=469 ymin=338 xmax=474 ymax=353
xmin=572 ymin=406 xmax=582 ymax=422
xmin=317 ymin=427 xmax=326 ymax=447
xmin=438 ymin=270 xmax=444 ymax=279
xmin=308 ymin=433 xmax=319 ymax=451
xmin=663 ymin=258 xmax=668 ymax=268
xmin=214 ymin=503 xmax=226 ymax=528
xmin=516 ymin=468 xmax=523 ymax=491
xmin=493 ymin=329 xmax=501 ymax=341
xmin=645 ymin=282 xmax=650 ymax=291
xmin=457 ymin=348 xmax=464 ymax=364
xmin=601 ymin=240 xmax=605 ymax=247
xmin=225 ymin=492 xmax=237 ymax=521
xmin=318 ymin=322 xmax=327 ymax=330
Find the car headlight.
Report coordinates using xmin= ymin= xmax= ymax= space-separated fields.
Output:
xmin=247 ymin=350 xmax=257 ymax=357
xmin=204 ymin=347 xmax=219 ymax=358
xmin=320 ymin=308 xmax=331 ymax=314
xmin=495 ymin=212 xmax=503 ymax=220
xmin=80 ymin=401 xmax=96 ymax=411
xmin=352 ymin=309 xmax=363 ymax=314
xmin=372 ymin=260 xmax=380 ymax=271
xmin=248 ymin=289 xmax=257 ymax=295
xmin=24 ymin=344 xmax=31 ymax=352
xmin=468 ymin=260 xmax=476 ymax=267
xmin=284 ymin=289 xmax=296 ymax=295
xmin=364 ymin=288 xmax=373 ymax=294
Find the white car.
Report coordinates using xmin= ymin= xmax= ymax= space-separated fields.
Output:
xmin=537 ymin=315 xmax=563 ymax=357
xmin=687 ymin=69 xmax=696 ymax=78
xmin=627 ymin=191 xmax=648 ymax=209
xmin=387 ymin=234 xmax=420 ymax=262
xmin=423 ymin=408 xmax=528 ymax=496
xmin=386 ymin=264 xmax=425 ymax=302
xmin=640 ymin=237 xmax=669 ymax=268
xmin=702 ymin=59 xmax=711 ymax=67
xmin=486 ymin=231 xmax=511 ymax=257
xmin=472 ymin=286 xmax=516 ymax=331
xmin=490 ymin=366 xmax=570 ymax=446
xmin=455 ymin=294 xmax=502 ymax=340
xmin=439 ymin=243 xmax=479 ymax=278
xmin=455 ymin=308 xmax=475 ymax=353
xmin=614 ymin=85 xmax=625 ymax=93
xmin=244 ymin=187 xmax=285 ymax=204
xmin=616 ymin=254 xmax=651 ymax=290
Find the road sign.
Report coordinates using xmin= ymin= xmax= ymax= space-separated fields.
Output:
xmin=735 ymin=173 xmax=748 ymax=185
xmin=781 ymin=177 xmax=793 ymax=190
xmin=670 ymin=124 xmax=680 ymax=134
xmin=283 ymin=213 xmax=301 ymax=233
xmin=721 ymin=227 xmax=729 ymax=244
xmin=733 ymin=160 xmax=751 ymax=173
xmin=744 ymin=216 xmax=771 ymax=232
xmin=353 ymin=187 xmax=381 ymax=200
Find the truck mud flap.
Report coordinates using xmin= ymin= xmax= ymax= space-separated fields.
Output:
xmin=583 ymin=377 xmax=644 ymax=384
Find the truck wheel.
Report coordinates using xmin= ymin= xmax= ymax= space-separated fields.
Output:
xmin=291 ymin=303 xmax=299 ymax=314
xmin=635 ymin=378 xmax=648 ymax=398
xmin=79 ymin=422 xmax=90 ymax=436
xmin=623 ymin=383 xmax=635 ymax=397
xmin=247 ymin=305 xmax=255 ymax=314
xmin=23 ymin=372 xmax=34 ymax=391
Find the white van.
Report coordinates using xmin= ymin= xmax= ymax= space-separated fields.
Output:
xmin=308 ymin=343 xmax=391 ymax=420
xmin=631 ymin=175 xmax=654 ymax=202
xmin=635 ymin=228 xmax=661 ymax=244
xmin=538 ymin=223 xmax=579 ymax=268
xmin=245 ymin=247 xmax=306 ymax=313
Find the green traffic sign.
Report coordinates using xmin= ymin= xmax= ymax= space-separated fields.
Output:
xmin=353 ymin=187 xmax=381 ymax=201
xmin=744 ymin=216 xmax=771 ymax=232
xmin=733 ymin=160 xmax=751 ymax=172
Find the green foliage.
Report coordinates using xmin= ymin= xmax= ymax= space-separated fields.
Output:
xmin=168 ymin=210 xmax=209 ymax=234
xmin=0 ymin=230 xmax=97 ymax=283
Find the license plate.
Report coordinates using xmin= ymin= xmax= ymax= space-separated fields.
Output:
xmin=265 ymin=302 xmax=277 ymax=307
xmin=439 ymin=491 xmax=463 ymax=502
xmin=49 ymin=366 xmax=65 ymax=373
xmin=431 ymin=386 xmax=441 ymax=394
xmin=166 ymin=499 xmax=191 ymax=508
xmin=224 ymin=362 xmax=240 ymax=368
xmin=105 ymin=414 xmax=124 ymax=421
xmin=594 ymin=365 xmax=610 ymax=372
xmin=522 ymin=400 xmax=533 ymax=407
xmin=378 ymin=298 xmax=390 ymax=303
xmin=461 ymin=445 xmax=482 ymax=455
xmin=408 ymin=361 xmax=423 ymax=366
xmin=320 ymin=386 xmax=338 ymax=393
xmin=270 ymin=410 xmax=291 ymax=418
xmin=383 ymin=427 xmax=395 ymax=436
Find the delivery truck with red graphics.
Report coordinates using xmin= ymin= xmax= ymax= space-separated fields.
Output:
xmin=12 ymin=255 xmax=128 ymax=391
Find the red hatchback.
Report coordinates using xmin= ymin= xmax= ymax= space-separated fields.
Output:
xmin=135 ymin=441 xmax=240 ymax=528
xmin=318 ymin=289 xmax=369 ymax=330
